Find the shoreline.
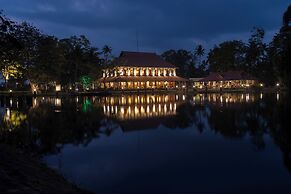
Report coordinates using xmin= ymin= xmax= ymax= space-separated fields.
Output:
xmin=0 ymin=144 xmax=92 ymax=194
xmin=0 ymin=87 xmax=286 ymax=97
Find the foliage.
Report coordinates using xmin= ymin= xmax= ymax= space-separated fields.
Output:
xmin=207 ymin=40 xmax=247 ymax=72
xmin=162 ymin=49 xmax=197 ymax=77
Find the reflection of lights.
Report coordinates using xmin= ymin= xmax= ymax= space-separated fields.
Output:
xmin=260 ymin=93 xmax=263 ymax=99
xmin=10 ymin=99 xmax=13 ymax=107
xmin=246 ymin=94 xmax=250 ymax=102
xmin=220 ymin=96 xmax=223 ymax=103
xmin=120 ymin=107 xmax=125 ymax=114
xmin=128 ymin=106 xmax=131 ymax=114
xmin=175 ymin=95 xmax=179 ymax=100
xmin=182 ymin=95 xmax=186 ymax=101
xmin=276 ymin=93 xmax=280 ymax=101
xmin=55 ymin=98 xmax=61 ymax=106
xmin=33 ymin=98 xmax=37 ymax=107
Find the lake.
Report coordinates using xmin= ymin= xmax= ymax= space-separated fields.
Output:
xmin=0 ymin=92 xmax=290 ymax=194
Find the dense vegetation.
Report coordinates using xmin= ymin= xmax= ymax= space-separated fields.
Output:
xmin=0 ymin=5 xmax=290 ymax=90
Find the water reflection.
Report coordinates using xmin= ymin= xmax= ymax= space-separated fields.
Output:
xmin=0 ymin=92 xmax=291 ymax=189
xmin=102 ymin=94 xmax=180 ymax=120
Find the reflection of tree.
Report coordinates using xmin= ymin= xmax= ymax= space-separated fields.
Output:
xmin=27 ymin=100 xmax=106 ymax=154
xmin=270 ymin=94 xmax=291 ymax=173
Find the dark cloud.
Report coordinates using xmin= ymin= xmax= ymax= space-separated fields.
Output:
xmin=1 ymin=0 xmax=290 ymax=54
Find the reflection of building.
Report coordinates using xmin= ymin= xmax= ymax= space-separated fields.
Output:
xmin=98 ymin=51 xmax=187 ymax=90
xmin=190 ymin=71 xmax=258 ymax=90
xmin=190 ymin=93 xmax=257 ymax=106
xmin=101 ymin=94 xmax=186 ymax=120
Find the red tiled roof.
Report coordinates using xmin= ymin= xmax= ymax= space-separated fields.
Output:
xmin=201 ymin=73 xmax=224 ymax=82
xmin=114 ymin=51 xmax=176 ymax=68
xmin=201 ymin=71 xmax=257 ymax=82
xmin=99 ymin=76 xmax=188 ymax=82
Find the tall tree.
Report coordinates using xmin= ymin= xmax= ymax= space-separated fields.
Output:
xmin=270 ymin=5 xmax=291 ymax=88
xmin=102 ymin=45 xmax=112 ymax=67
xmin=207 ymin=40 xmax=247 ymax=72
xmin=162 ymin=49 xmax=195 ymax=78
xmin=194 ymin=44 xmax=205 ymax=66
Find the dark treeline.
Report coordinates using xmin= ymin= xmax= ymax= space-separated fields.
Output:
xmin=0 ymin=11 xmax=113 ymax=91
xmin=0 ymin=5 xmax=291 ymax=90
xmin=162 ymin=5 xmax=291 ymax=87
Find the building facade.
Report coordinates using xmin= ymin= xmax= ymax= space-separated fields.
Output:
xmin=98 ymin=51 xmax=187 ymax=90
xmin=190 ymin=71 xmax=258 ymax=90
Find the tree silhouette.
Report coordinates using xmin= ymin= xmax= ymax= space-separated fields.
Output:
xmin=283 ymin=5 xmax=291 ymax=27
xmin=194 ymin=44 xmax=205 ymax=66
xmin=102 ymin=45 xmax=112 ymax=67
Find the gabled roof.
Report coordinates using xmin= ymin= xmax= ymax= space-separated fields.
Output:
xmin=99 ymin=76 xmax=188 ymax=82
xmin=201 ymin=73 xmax=224 ymax=82
xmin=200 ymin=71 xmax=257 ymax=82
xmin=114 ymin=51 xmax=176 ymax=68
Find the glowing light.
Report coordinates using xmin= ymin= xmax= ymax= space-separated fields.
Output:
xmin=246 ymin=94 xmax=250 ymax=102
xmin=276 ymin=93 xmax=280 ymax=101
xmin=276 ymin=83 xmax=280 ymax=87
xmin=56 ymin=84 xmax=61 ymax=91
xmin=259 ymin=83 xmax=264 ymax=87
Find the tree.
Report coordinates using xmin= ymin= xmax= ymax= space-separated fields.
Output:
xmin=207 ymin=40 xmax=247 ymax=72
xmin=269 ymin=5 xmax=291 ymax=88
xmin=194 ymin=44 xmax=205 ymax=66
xmin=283 ymin=5 xmax=291 ymax=28
xmin=162 ymin=49 xmax=196 ymax=78
xmin=102 ymin=45 xmax=112 ymax=67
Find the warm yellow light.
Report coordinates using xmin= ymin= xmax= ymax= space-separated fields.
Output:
xmin=56 ymin=84 xmax=61 ymax=91
xmin=259 ymin=83 xmax=263 ymax=87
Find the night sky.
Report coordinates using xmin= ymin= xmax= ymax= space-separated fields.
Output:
xmin=1 ymin=0 xmax=290 ymax=54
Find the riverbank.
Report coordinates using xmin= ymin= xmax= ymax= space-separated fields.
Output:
xmin=0 ymin=144 xmax=92 ymax=194
xmin=0 ymin=87 xmax=286 ymax=97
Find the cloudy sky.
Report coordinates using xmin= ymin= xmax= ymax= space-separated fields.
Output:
xmin=1 ymin=0 xmax=290 ymax=54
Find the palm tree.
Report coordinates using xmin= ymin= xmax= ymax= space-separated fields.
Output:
xmin=194 ymin=44 xmax=205 ymax=66
xmin=102 ymin=45 xmax=112 ymax=66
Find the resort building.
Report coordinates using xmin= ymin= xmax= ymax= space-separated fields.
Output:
xmin=190 ymin=71 xmax=258 ymax=90
xmin=98 ymin=51 xmax=187 ymax=90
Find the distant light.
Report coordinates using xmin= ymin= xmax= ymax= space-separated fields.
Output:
xmin=259 ymin=83 xmax=264 ymax=87
xmin=55 ymin=85 xmax=61 ymax=91
xmin=246 ymin=84 xmax=250 ymax=87
xmin=9 ymin=89 xmax=12 ymax=93
xmin=182 ymin=85 xmax=186 ymax=88
xmin=276 ymin=83 xmax=280 ymax=87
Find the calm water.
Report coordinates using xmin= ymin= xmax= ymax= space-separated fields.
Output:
xmin=0 ymin=93 xmax=291 ymax=194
